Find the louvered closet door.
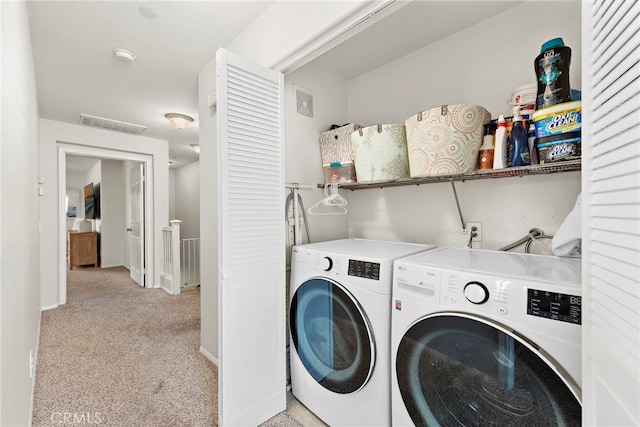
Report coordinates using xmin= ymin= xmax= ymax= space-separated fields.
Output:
xmin=216 ymin=48 xmax=285 ymax=426
xmin=583 ymin=1 xmax=640 ymax=425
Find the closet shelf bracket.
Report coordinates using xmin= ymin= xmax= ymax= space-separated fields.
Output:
xmin=450 ymin=179 xmax=467 ymax=233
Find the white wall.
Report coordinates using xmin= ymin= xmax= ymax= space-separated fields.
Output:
xmin=169 ymin=168 xmax=176 ymax=222
xmin=284 ymin=62 xmax=350 ymax=243
xmin=286 ymin=0 xmax=582 ymax=250
xmin=347 ymin=2 xmax=581 ymax=126
xmin=100 ymin=159 xmax=125 ymax=267
xmin=0 ymin=2 xmax=42 ymax=425
xmin=174 ymin=161 xmax=200 ymax=239
xmin=198 ymin=59 xmax=218 ymax=361
xmin=39 ymin=119 xmax=169 ymax=308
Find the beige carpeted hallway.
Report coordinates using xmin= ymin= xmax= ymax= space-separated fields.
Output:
xmin=32 ymin=266 xmax=304 ymax=426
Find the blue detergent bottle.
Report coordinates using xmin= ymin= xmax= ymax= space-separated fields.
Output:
xmin=535 ymin=37 xmax=572 ymax=109
xmin=509 ymin=108 xmax=531 ymax=166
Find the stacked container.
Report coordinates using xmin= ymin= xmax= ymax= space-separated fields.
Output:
xmin=532 ymin=37 xmax=581 ymax=163
xmin=509 ymin=83 xmax=537 ymax=118
xmin=533 ymin=101 xmax=581 ymax=163
xmin=318 ymin=123 xmax=361 ymax=183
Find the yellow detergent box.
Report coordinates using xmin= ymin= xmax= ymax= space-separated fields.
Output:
xmin=533 ymin=101 xmax=581 ymax=138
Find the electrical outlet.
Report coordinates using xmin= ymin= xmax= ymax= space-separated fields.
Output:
xmin=29 ymin=351 xmax=34 ymax=378
xmin=467 ymin=222 xmax=483 ymax=242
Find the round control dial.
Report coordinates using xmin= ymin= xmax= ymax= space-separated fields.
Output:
xmin=464 ymin=281 xmax=489 ymax=304
xmin=320 ymin=256 xmax=333 ymax=271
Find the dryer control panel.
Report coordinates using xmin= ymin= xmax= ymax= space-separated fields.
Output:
xmin=348 ymin=259 xmax=380 ymax=280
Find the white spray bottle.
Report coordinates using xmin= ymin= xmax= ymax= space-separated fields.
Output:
xmin=492 ymin=115 xmax=508 ymax=169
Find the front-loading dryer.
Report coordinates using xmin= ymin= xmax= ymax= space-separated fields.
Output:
xmin=290 ymin=238 xmax=436 ymax=426
xmin=392 ymin=247 xmax=582 ymax=426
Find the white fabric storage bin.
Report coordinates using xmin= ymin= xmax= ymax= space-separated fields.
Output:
xmin=351 ymin=124 xmax=410 ymax=182
xmin=405 ymin=104 xmax=491 ymax=176
xmin=318 ymin=123 xmax=362 ymax=165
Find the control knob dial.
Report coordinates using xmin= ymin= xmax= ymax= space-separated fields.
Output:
xmin=320 ymin=256 xmax=333 ymax=271
xmin=464 ymin=281 xmax=489 ymax=304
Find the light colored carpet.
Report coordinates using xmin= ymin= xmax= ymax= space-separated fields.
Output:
xmin=32 ymin=266 xmax=304 ymax=427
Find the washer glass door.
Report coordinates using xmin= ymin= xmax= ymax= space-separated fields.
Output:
xmin=290 ymin=278 xmax=374 ymax=394
xmin=396 ymin=314 xmax=581 ymax=426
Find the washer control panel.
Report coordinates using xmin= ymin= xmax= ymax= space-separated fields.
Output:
xmin=527 ymin=288 xmax=581 ymax=324
xmin=394 ymin=264 xmax=515 ymax=317
xmin=395 ymin=261 xmax=583 ymax=324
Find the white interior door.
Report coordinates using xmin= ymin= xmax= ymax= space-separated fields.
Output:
xmin=217 ymin=48 xmax=285 ymax=426
xmin=583 ymin=0 xmax=640 ymax=425
xmin=129 ymin=163 xmax=145 ymax=286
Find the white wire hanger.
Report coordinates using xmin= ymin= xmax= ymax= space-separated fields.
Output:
xmin=307 ymin=183 xmax=347 ymax=215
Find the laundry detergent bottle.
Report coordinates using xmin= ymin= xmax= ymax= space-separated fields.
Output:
xmin=478 ymin=123 xmax=494 ymax=170
xmin=535 ymin=37 xmax=572 ymax=109
xmin=492 ymin=115 xmax=508 ymax=169
xmin=509 ymin=108 xmax=530 ymax=167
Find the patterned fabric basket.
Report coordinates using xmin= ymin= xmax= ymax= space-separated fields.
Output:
xmin=351 ymin=124 xmax=410 ymax=182
xmin=405 ymin=104 xmax=491 ymax=176
xmin=319 ymin=123 xmax=362 ymax=165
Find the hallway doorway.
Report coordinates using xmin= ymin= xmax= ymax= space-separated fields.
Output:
xmin=58 ymin=144 xmax=154 ymax=305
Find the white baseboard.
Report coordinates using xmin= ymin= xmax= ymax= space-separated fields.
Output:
xmin=160 ymin=274 xmax=178 ymax=295
xmin=200 ymin=346 xmax=219 ymax=367
xmin=41 ymin=304 xmax=59 ymax=311
xmin=100 ymin=263 xmax=124 ymax=269
xmin=29 ymin=311 xmax=43 ymax=427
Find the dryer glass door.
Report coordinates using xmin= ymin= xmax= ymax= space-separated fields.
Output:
xmin=396 ymin=314 xmax=581 ymax=426
xmin=290 ymin=278 xmax=374 ymax=394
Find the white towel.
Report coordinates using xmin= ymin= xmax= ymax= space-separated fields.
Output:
xmin=552 ymin=193 xmax=582 ymax=257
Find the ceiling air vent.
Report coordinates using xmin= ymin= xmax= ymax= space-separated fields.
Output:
xmin=79 ymin=114 xmax=147 ymax=135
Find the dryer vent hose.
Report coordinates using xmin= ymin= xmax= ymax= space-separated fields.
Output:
xmin=498 ymin=228 xmax=553 ymax=252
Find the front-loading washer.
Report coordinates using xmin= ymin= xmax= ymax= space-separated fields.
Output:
xmin=290 ymin=238 xmax=436 ymax=426
xmin=392 ymin=247 xmax=582 ymax=426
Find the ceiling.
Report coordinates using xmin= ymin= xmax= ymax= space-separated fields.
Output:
xmin=27 ymin=1 xmax=523 ymax=173
xmin=27 ymin=0 xmax=272 ymax=170
xmin=66 ymin=155 xmax=100 ymax=175
xmin=313 ymin=1 xmax=524 ymax=80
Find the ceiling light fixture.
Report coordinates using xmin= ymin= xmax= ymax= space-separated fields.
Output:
xmin=114 ymin=48 xmax=136 ymax=63
xmin=165 ymin=113 xmax=193 ymax=129
xmin=190 ymin=143 xmax=200 ymax=154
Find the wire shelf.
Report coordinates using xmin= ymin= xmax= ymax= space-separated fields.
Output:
xmin=332 ymin=159 xmax=581 ymax=190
